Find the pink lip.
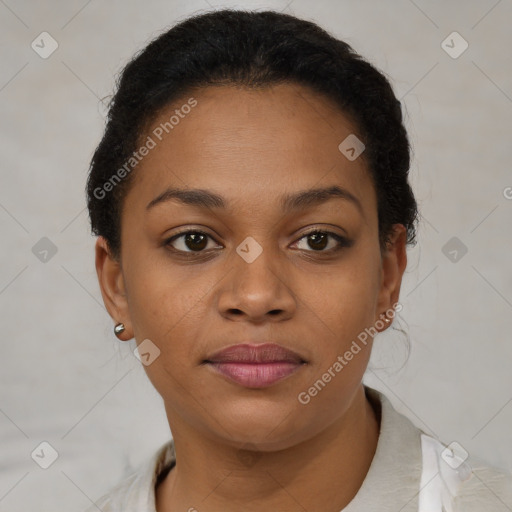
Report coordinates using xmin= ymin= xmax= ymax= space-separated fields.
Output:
xmin=204 ymin=343 xmax=305 ymax=388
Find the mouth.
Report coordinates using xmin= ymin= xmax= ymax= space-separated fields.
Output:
xmin=203 ymin=343 xmax=306 ymax=389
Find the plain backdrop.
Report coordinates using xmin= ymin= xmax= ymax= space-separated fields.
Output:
xmin=1 ymin=1 xmax=511 ymax=510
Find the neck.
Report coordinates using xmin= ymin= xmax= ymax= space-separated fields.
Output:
xmin=156 ymin=384 xmax=380 ymax=512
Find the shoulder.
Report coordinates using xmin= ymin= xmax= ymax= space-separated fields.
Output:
xmin=419 ymin=433 xmax=512 ymax=511
xmin=84 ymin=440 xmax=175 ymax=512
xmin=454 ymin=454 xmax=512 ymax=511
xmin=84 ymin=471 xmax=141 ymax=512
xmin=364 ymin=387 xmax=512 ymax=511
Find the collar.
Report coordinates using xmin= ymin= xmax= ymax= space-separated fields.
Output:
xmin=142 ymin=385 xmax=424 ymax=511
xmin=342 ymin=385 xmax=424 ymax=511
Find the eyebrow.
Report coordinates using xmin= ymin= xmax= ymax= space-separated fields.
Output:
xmin=146 ymin=185 xmax=363 ymax=215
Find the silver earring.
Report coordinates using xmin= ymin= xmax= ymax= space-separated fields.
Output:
xmin=114 ymin=323 xmax=125 ymax=337
xmin=381 ymin=314 xmax=391 ymax=324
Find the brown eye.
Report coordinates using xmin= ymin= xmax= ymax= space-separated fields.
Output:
xmin=294 ymin=230 xmax=352 ymax=253
xmin=165 ymin=231 xmax=221 ymax=253
xmin=183 ymin=233 xmax=208 ymax=251
xmin=307 ymin=232 xmax=328 ymax=250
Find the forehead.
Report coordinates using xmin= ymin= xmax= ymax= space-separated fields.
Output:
xmin=125 ymin=83 xmax=375 ymax=217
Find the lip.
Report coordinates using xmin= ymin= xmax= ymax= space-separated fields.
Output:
xmin=204 ymin=343 xmax=306 ymax=388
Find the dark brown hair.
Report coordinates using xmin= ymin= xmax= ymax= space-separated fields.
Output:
xmin=86 ymin=9 xmax=418 ymax=261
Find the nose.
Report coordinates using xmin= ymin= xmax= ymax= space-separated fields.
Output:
xmin=217 ymin=241 xmax=297 ymax=323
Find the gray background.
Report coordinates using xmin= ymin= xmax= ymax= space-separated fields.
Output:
xmin=1 ymin=0 xmax=511 ymax=510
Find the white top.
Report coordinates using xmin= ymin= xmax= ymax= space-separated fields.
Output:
xmin=85 ymin=386 xmax=512 ymax=511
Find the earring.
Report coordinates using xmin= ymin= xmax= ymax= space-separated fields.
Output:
xmin=114 ymin=323 xmax=126 ymax=338
xmin=380 ymin=313 xmax=391 ymax=324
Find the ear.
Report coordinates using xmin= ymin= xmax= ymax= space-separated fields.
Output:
xmin=375 ymin=224 xmax=408 ymax=331
xmin=95 ymin=236 xmax=133 ymax=340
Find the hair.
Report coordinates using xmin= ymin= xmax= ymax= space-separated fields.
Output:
xmin=86 ymin=8 xmax=419 ymax=262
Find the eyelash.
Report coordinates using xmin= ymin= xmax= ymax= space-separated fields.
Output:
xmin=164 ymin=228 xmax=353 ymax=256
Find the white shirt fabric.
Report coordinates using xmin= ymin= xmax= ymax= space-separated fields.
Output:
xmin=85 ymin=386 xmax=512 ymax=511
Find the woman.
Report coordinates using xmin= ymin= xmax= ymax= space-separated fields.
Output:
xmin=85 ymin=9 xmax=512 ymax=512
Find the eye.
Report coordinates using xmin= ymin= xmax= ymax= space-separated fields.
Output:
xmin=165 ymin=230 xmax=222 ymax=253
xmin=292 ymin=230 xmax=352 ymax=253
xmin=164 ymin=228 xmax=352 ymax=256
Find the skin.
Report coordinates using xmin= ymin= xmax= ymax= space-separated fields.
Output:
xmin=95 ymin=82 xmax=407 ymax=512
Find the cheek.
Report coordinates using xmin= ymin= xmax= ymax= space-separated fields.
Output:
xmin=124 ymin=251 xmax=242 ymax=377
xmin=291 ymin=260 xmax=379 ymax=425
xmin=296 ymin=251 xmax=380 ymax=342
xmin=126 ymin=251 xmax=199 ymax=321
xmin=125 ymin=261 xmax=213 ymax=405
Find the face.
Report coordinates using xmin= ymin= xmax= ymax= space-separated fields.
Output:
xmin=96 ymin=83 xmax=406 ymax=451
